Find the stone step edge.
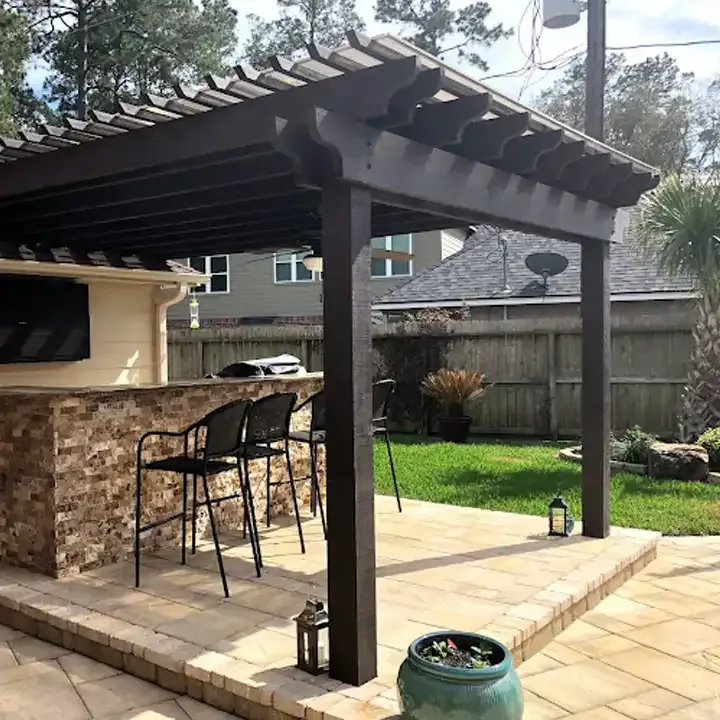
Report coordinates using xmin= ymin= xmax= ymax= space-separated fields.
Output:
xmin=0 ymin=535 xmax=659 ymax=720
xmin=511 ymin=537 xmax=658 ymax=665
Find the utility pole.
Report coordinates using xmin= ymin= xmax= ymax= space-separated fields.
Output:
xmin=581 ymin=0 xmax=610 ymax=538
xmin=543 ymin=0 xmax=611 ymax=538
xmin=584 ymin=0 xmax=606 ymax=140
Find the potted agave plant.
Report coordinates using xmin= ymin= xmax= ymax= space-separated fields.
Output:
xmin=421 ymin=369 xmax=490 ymax=443
xmin=397 ymin=631 xmax=523 ymax=720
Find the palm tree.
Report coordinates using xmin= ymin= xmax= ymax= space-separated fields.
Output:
xmin=634 ymin=173 xmax=720 ymax=441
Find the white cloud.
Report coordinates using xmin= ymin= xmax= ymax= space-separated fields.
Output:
xmin=232 ymin=0 xmax=720 ymax=102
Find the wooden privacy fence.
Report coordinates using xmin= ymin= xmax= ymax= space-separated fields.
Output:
xmin=168 ymin=314 xmax=694 ymax=438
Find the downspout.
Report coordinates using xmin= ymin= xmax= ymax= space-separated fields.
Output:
xmin=154 ymin=284 xmax=188 ymax=384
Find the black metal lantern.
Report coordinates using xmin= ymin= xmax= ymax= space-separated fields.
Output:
xmin=295 ymin=598 xmax=330 ymax=675
xmin=548 ymin=496 xmax=573 ymax=537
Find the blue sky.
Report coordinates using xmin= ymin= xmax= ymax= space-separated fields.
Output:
xmin=231 ymin=0 xmax=720 ymax=100
xmin=28 ymin=1 xmax=720 ymax=102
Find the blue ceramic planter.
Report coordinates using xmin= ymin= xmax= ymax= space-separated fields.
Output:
xmin=397 ymin=632 xmax=524 ymax=720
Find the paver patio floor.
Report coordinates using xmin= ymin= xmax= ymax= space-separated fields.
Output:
xmin=4 ymin=508 xmax=719 ymax=718
xmin=522 ymin=535 xmax=720 ymax=719
xmin=0 ymin=497 xmax=658 ymax=719
xmin=0 ymin=624 xmax=234 ymax=719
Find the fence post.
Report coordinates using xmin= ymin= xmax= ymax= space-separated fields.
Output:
xmin=197 ymin=341 xmax=204 ymax=377
xmin=547 ymin=331 xmax=558 ymax=440
xmin=304 ymin=338 xmax=314 ymax=372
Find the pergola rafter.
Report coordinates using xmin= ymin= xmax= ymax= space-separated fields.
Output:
xmin=0 ymin=31 xmax=660 ymax=688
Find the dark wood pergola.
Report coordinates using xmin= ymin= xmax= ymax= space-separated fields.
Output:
xmin=0 ymin=32 xmax=659 ymax=687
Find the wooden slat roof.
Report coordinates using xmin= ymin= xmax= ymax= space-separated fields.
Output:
xmin=0 ymin=32 xmax=659 ymax=259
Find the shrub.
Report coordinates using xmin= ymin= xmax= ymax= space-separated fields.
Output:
xmin=698 ymin=428 xmax=720 ymax=469
xmin=619 ymin=426 xmax=657 ymax=464
xmin=609 ymin=433 xmax=629 ymax=462
xmin=421 ymin=369 xmax=490 ymax=417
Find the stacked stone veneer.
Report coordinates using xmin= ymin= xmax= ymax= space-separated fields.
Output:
xmin=0 ymin=375 xmax=323 ymax=578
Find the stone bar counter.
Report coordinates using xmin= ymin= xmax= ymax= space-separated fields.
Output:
xmin=0 ymin=374 xmax=323 ymax=577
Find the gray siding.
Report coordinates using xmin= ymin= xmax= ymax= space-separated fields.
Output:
xmin=169 ymin=230 xmax=446 ymax=324
xmin=441 ymin=230 xmax=465 ymax=259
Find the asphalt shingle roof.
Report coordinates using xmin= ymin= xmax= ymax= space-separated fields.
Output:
xmin=0 ymin=244 xmax=202 ymax=276
xmin=378 ymin=220 xmax=693 ymax=306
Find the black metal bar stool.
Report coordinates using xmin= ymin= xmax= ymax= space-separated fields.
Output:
xmin=289 ymin=390 xmax=327 ymax=538
xmin=241 ymin=392 xmax=306 ymax=556
xmin=135 ymin=398 xmax=260 ymax=598
xmin=373 ymin=379 xmax=402 ymax=512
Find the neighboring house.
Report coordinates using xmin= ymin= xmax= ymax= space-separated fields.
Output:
xmin=167 ymin=229 xmax=466 ymax=328
xmin=374 ymin=219 xmax=696 ymax=322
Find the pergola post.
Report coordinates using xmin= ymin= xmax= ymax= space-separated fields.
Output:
xmin=580 ymin=239 xmax=611 ymax=538
xmin=321 ymin=181 xmax=377 ymax=685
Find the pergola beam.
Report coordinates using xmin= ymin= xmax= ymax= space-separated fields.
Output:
xmin=0 ymin=57 xmax=424 ymax=199
xmin=4 ymin=149 xmax=294 ymax=218
xmin=304 ymin=109 xmax=617 ymax=242
xmin=4 ymin=176 xmax=303 ymax=236
xmin=405 ymin=94 xmax=491 ymax=146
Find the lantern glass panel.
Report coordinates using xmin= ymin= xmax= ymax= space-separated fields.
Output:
xmin=317 ymin=625 xmax=329 ymax=669
xmin=302 ymin=629 xmax=311 ymax=666
xmin=551 ymin=508 xmax=566 ymax=535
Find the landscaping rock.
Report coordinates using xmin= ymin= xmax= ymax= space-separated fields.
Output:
xmin=647 ymin=443 xmax=709 ymax=482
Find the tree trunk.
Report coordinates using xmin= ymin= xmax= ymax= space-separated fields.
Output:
xmin=76 ymin=0 xmax=88 ymax=119
xmin=677 ymin=293 xmax=720 ymax=441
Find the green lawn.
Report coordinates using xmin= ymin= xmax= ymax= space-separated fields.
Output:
xmin=373 ymin=436 xmax=720 ymax=536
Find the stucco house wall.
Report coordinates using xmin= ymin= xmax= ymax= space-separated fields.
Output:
xmin=0 ymin=260 xmax=200 ymax=388
xmin=0 ymin=282 xmax=157 ymax=387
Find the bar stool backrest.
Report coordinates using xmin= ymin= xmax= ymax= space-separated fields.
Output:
xmin=372 ymin=379 xmax=396 ymax=424
xmin=202 ymin=398 xmax=252 ymax=459
xmin=245 ymin=392 xmax=297 ymax=444
xmin=310 ymin=391 xmax=326 ymax=433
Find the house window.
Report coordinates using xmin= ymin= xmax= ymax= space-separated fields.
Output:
xmin=188 ymin=255 xmax=229 ymax=293
xmin=274 ymin=253 xmax=320 ymax=283
xmin=371 ymin=234 xmax=412 ymax=278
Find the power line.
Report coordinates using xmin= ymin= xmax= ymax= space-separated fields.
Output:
xmin=480 ymin=37 xmax=720 ymax=85
xmin=611 ymin=38 xmax=720 ymax=50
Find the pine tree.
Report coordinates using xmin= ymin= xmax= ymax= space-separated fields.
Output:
xmin=374 ymin=0 xmax=511 ymax=71
xmin=242 ymin=0 xmax=365 ymax=67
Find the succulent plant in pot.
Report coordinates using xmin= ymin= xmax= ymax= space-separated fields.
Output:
xmin=421 ymin=369 xmax=490 ymax=443
xmin=397 ymin=631 xmax=524 ymax=720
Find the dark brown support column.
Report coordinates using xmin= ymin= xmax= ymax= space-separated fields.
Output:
xmin=321 ymin=181 xmax=377 ymax=685
xmin=580 ymin=239 xmax=611 ymax=538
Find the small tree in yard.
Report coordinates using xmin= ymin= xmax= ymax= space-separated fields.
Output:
xmin=634 ymin=174 xmax=720 ymax=441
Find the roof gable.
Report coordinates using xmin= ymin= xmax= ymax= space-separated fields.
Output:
xmin=377 ymin=218 xmax=692 ymax=306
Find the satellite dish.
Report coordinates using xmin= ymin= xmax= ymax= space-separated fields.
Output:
xmin=525 ymin=252 xmax=569 ymax=290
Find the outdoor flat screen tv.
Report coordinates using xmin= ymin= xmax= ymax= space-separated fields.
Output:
xmin=0 ymin=275 xmax=90 ymax=364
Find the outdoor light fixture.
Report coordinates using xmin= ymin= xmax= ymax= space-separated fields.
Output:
xmin=548 ymin=496 xmax=574 ymax=537
xmin=295 ymin=598 xmax=330 ymax=675
xmin=542 ymin=0 xmax=585 ymax=29
xmin=302 ymin=253 xmax=324 ymax=273
xmin=189 ymin=296 xmax=200 ymax=330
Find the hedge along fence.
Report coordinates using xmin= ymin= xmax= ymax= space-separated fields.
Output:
xmin=168 ymin=313 xmax=694 ymax=439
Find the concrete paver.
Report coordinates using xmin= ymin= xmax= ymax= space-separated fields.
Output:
xmin=524 ymin=536 xmax=720 ymax=718
xmin=2 ymin=533 xmax=720 ymax=718
xmin=0 ymin=632 xmax=236 ymax=720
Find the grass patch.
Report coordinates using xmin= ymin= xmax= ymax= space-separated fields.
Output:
xmin=374 ymin=436 xmax=720 ymax=536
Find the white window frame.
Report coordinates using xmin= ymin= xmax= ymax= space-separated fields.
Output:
xmin=273 ymin=252 xmax=321 ymax=284
xmin=371 ymin=234 xmax=413 ymax=279
xmin=187 ymin=255 xmax=230 ymax=294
